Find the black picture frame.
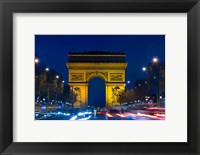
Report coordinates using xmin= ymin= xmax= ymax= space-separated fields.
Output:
xmin=0 ymin=0 xmax=200 ymax=154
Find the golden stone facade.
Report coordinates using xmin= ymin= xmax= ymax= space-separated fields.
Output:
xmin=66 ymin=53 xmax=127 ymax=108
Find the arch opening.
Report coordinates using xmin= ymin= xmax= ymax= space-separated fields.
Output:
xmin=88 ymin=77 xmax=106 ymax=108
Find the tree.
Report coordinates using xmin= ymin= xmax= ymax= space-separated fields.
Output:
xmin=118 ymin=89 xmax=135 ymax=105
xmin=125 ymin=89 xmax=135 ymax=103
xmin=67 ymin=87 xmax=81 ymax=107
xmin=118 ymin=90 xmax=126 ymax=105
xmin=35 ymin=62 xmax=66 ymax=105
xmin=68 ymin=88 xmax=77 ymax=107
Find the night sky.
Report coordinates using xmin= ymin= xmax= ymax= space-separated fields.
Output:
xmin=35 ymin=35 xmax=165 ymax=107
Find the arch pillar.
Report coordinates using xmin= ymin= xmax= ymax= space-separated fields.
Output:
xmin=69 ymin=83 xmax=88 ymax=108
xmin=106 ymin=83 xmax=125 ymax=108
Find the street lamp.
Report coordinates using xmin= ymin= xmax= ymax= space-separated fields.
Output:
xmin=152 ymin=57 xmax=159 ymax=63
xmin=127 ymin=81 xmax=130 ymax=84
xmin=35 ymin=58 xmax=39 ymax=63
xmin=62 ymin=80 xmax=65 ymax=83
xmin=45 ymin=68 xmax=49 ymax=71
xmin=142 ymin=67 xmax=146 ymax=71
xmin=56 ymin=75 xmax=59 ymax=79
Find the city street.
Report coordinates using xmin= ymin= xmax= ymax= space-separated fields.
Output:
xmin=35 ymin=107 xmax=165 ymax=120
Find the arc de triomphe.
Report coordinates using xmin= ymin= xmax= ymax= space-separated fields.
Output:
xmin=66 ymin=52 xmax=127 ymax=108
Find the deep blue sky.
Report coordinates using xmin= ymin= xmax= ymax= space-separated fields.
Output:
xmin=35 ymin=35 xmax=165 ymax=107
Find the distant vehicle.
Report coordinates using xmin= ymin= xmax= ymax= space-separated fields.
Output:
xmin=146 ymin=107 xmax=165 ymax=115
xmin=69 ymin=109 xmax=93 ymax=120
xmin=41 ymin=104 xmax=47 ymax=110
xmin=100 ymin=108 xmax=107 ymax=114
xmin=35 ymin=112 xmax=43 ymax=119
xmin=84 ymin=109 xmax=93 ymax=117
xmin=97 ymin=107 xmax=107 ymax=115
xmin=105 ymin=109 xmax=125 ymax=120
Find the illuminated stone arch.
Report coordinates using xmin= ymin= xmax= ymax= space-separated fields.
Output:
xmin=86 ymin=71 xmax=108 ymax=82
xmin=66 ymin=52 xmax=128 ymax=108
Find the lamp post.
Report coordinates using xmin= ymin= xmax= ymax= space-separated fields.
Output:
xmin=126 ymin=80 xmax=130 ymax=90
xmin=35 ymin=58 xmax=40 ymax=102
xmin=152 ymin=57 xmax=161 ymax=107
xmin=142 ymin=67 xmax=148 ymax=78
xmin=55 ymin=75 xmax=59 ymax=105
xmin=142 ymin=67 xmax=149 ymax=101
xmin=35 ymin=58 xmax=39 ymax=64
xmin=44 ymin=68 xmax=50 ymax=104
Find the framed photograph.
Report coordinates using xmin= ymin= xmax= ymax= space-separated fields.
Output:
xmin=0 ymin=0 xmax=200 ymax=154
xmin=34 ymin=34 xmax=166 ymax=122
